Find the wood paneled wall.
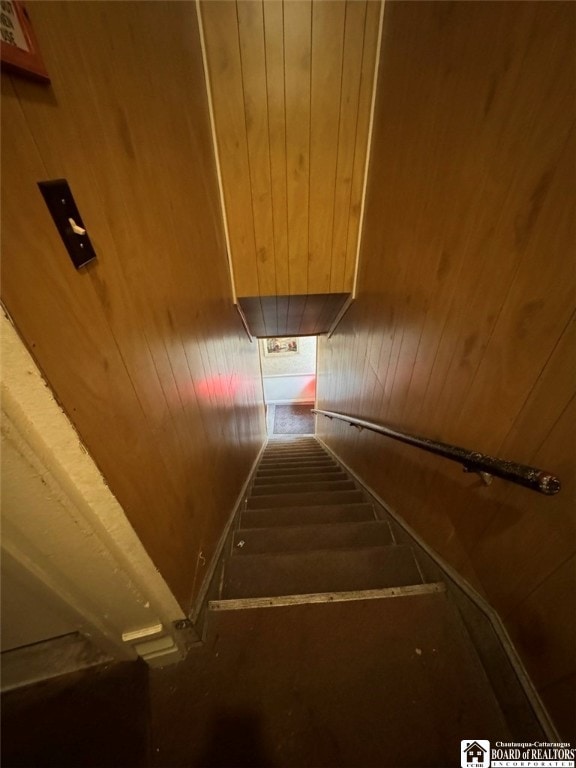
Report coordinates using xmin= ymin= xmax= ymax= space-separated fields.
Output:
xmin=1 ymin=2 xmax=265 ymax=611
xmin=199 ymin=0 xmax=381 ymax=297
xmin=317 ymin=1 xmax=575 ymax=739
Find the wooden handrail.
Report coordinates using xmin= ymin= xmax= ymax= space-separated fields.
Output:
xmin=312 ymin=409 xmax=561 ymax=496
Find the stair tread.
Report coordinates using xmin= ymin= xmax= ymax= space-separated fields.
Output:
xmin=256 ymin=464 xmax=342 ymax=477
xmin=247 ymin=489 xmax=364 ymax=509
xmin=264 ymin=448 xmax=325 ymax=453
xmin=251 ymin=479 xmax=355 ymax=496
xmin=259 ymin=458 xmax=335 ymax=465
xmin=232 ymin=520 xmax=393 ymax=555
xmin=257 ymin=465 xmax=342 ymax=476
xmin=254 ymin=472 xmax=348 ymax=486
xmin=223 ymin=544 xmax=423 ymax=599
xmin=199 ymin=591 xmax=512 ymax=766
xmin=241 ymin=503 xmax=375 ymax=528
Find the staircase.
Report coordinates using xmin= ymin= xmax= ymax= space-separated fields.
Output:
xmin=186 ymin=436 xmax=549 ymax=767
xmin=220 ymin=436 xmax=430 ymax=602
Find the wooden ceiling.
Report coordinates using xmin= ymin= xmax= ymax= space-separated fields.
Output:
xmin=199 ymin=0 xmax=382 ymax=298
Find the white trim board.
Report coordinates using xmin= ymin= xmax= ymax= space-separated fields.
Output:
xmin=1 ymin=312 xmax=186 ymax=668
xmin=266 ymin=399 xmax=316 ymax=406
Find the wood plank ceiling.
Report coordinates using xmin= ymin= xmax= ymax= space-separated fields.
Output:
xmin=199 ymin=0 xmax=382 ymax=299
xmin=238 ymin=293 xmax=350 ymax=338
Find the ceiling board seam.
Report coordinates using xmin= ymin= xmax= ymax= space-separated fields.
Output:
xmin=195 ymin=0 xmax=238 ymax=305
xmin=352 ymin=0 xmax=386 ymax=298
xmin=236 ymin=0 xmax=265 ymax=301
xmin=261 ymin=0 xmax=279 ymax=332
xmin=328 ymin=1 xmax=349 ymax=295
xmin=343 ymin=0 xmax=368 ymax=295
xmin=306 ymin=1 xmax=314 ymax=296
xmin=282 ymin=0 xmax=291 ymax=296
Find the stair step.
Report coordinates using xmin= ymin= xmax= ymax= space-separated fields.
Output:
xmin=260 ymin=454 xmax=333 ymax=462
xmin=232 ymin=520 xmax=393 ymax=555
xmin=263 ymin=445 xmax=324 ymax=452
xmin=265 ymin=445 xmax=318 ymax=452
xmin=257 ymin=465 xmax=343 ymax=478
xmin=262 ymin=453 xmax=327 ymax=461
xmin=267 ymin=438 xmax=317 ymax=443
xmin=266 ymin=442 xmax=317 ymax=449
xmin=222 ymin=545 xmax=422 ymax=599
xmin=253 ymin=472 xmax=348 ymax=486
xmin=251 ymin=479 xmax=355 ymax=496
xmin=247 ymin=489 xmax=364 ymax=509
xmin=259 ymin=459 xmax=337 ymax=469
xmin=241 ymin=503 xmax=375 ymax=529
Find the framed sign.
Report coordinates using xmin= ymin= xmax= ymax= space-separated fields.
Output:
xmin=264 ymin=338 xmax=299 ymax=357
xmin=1 ymin=1 xmax=49 ymax=82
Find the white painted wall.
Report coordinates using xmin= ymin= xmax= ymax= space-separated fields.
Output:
xmin=259 ymin=336 xmax=317 ymax=376
xmin=0 ymin=313 xmax=186 ymax=666
xmin=260 ymin=337 xmax=316 ymax=404
xmin=263 ymin=374 xmax=316 ymax=404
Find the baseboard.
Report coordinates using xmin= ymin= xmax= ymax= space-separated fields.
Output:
xmin=266 ymin=399 xmax=315 ymax=405
xmin=316 ymin=436 xmax=560 ymax=742
xmin=189 ymin=439 xmax=268 ymax=639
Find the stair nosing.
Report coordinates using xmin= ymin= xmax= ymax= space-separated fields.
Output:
xmin=210 ymin=583 xmax=446 ymax=611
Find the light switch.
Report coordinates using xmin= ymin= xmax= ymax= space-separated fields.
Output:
xmin=38 ymin=179 xmax=97 ymax=269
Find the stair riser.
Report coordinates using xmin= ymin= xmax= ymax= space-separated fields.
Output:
xmin=253 ymin=473 xmax=348 ymax=486
xmin=251 ymin=480 xmax=355 ymax=496
xmin=262 ymin=454 xmax=327 ymax=461
xmin=241 ymin=504 xmax=375 ymax=529
xmin=257 ymin=466 xmax=342 ymax=478
xmin=247 ymin=489 xmax=364 ymax=509
xmin=232 ymin=521 xmax=393 ymax=555
xmin=223 ymin=545 xmax=422 ymax=599
xmin=259 ymin=459 xmax=336 ymax=468
xmin=261 ymin=453 xmax=331 ymax=461
xmin=264 ymin=446 xmax=326 ymax=456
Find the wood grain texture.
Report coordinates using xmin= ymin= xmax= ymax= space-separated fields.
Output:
xmin=238 ymin=294 xmax=350 ymax=338
xmin=316 ymin=0 xmax=575 ymax=737
xmin=1 ymin=2 xmax=265 ymax=611
xmin=200 ymin=0 xmax=381 ymax=296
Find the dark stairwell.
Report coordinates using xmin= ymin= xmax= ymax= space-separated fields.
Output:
xmin=148 ymin=436 xmax=548 ymax=767
xmin=0 ymin=436 xmax=558 ymax=767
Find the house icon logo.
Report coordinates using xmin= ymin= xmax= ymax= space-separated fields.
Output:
xmin=461 ymin=740 xmax=490 ymax=768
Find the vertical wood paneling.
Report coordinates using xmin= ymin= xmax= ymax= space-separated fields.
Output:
xmin=263 ymin=0 xmax=290 ymax=296
xmin=237 ymin=1 xmax=276 ymax=297
xmin=201 ymin=0 xmax=381 ymax=297
xmin=199 ymin=1 xmax=259 ymax=296
xmin=1 ymin=2 xmax=265 ymax=611
xmin=316 ymin=0 xmax=575 ymax=737
xmin=308 ymin=1 xmax=346 ymax=292
xmin=330 ymin=1 xmax=367 ymax=291
xmin=284 ymin=0 xmax=312 ymax=295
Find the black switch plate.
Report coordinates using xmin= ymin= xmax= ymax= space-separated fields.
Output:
xmin=38 ymin=179 xmax=97 ymax=269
